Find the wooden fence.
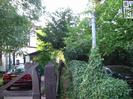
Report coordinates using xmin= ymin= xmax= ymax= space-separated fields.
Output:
xmin=45 ymin=62 xmax=57 ymax=99
xmin=0 ymin=63 xmax=41 ymax=99
xmin=0 ymin=61 xmax=64 ymax=99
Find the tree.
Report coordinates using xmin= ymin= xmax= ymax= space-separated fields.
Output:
xmin=39 ymin=8 xmax=76 ymax=49
xmin=95 ymin=0 xmax=122 ymax=55
xmin=64 ymin=18 xmax=91 ymax=61
xmin=94 ymin=0 xmax=133 ymax=65
xmin=0 ymin=0 xmax=31 ymax=52
xmin=0 ymin=0 xmax=32 ymax=65
xmin=10 ymin=0 xmax=44 ymax=20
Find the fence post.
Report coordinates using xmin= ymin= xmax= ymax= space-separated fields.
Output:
xmin=57 ymin=60 xmax=65 ymax=96
xmin=0 ymin=96 xmax=4 ymax=99
xmin=32 ymin=66 xmax=41 ymax=99
xmin=45 ymin=63 xmax=57 ymax=99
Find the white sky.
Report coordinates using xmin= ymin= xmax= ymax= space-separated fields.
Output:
xmin=36 ymin=0 xmax=88 ymax=27
xmin=42 ymin=0 xmax=88 ymax=13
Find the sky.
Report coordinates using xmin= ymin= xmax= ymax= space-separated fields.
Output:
xmin=36 ymin=0 xmax=88 ymax=26
xmin=42 ymin=0 xmax=88 ymax=13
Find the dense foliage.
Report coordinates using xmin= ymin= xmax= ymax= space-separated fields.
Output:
xmin=35 ymin=0 xmax=133 ymax=98
xmin=68 ymin=60 xmax=87 ymax=99
xmin=96 ymin=0 xmax=133 ymax=65
xmin=64 ymin=18 xmax=91 ymax=61
xmin=37 ymin=8 xmax=78 ymax=67
xmin=79 ymin=48 xmax=131 ymax=99
xmin=11 ymin=0 xmax=44 ymax=20
xmin=35 ymin=30 xmax=52 ymax=74
xmin=40 ymin=8 xmax=76 ymax=49
xmin=58 ymin=64 xmax=74 ymax=99
xmin=63 ymin=0 xmax=133 ymax=65
xmin=97 ymin=0 xmax=124 ymax=55
xmin=64 ymin=48 xmax=131 ymax=99
xmin=0 ymin=0 xmax=31 ymax=52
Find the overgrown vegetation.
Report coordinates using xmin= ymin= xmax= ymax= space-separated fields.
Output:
xmin=0 ymin=0 xmax=31 ymax=52
xmin=79 ymin=48 xmax=131 ymax=99
xmin=96 ymin=0 xmax=133 ymax=65
xmin=64 ymin=18 xmax=91 ymax=61
xmin=58 ymin=65 xmax=73 ymax=99
xmin=68 ymin=60 xmax=87 ymax=99
xmin=66 ymin=48 xmax=131 ymax=99
xmin=38 ymin=8 xmax=76 ymax=50
xmin=36 ymin=0 xmax=133 ymax=98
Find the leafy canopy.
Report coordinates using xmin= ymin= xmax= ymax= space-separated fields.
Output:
xmin=0 ymin=0 xmax=31 ymax=52
xmin=39 ymin=8 xmax=76 ymax=49
xmin=10 ymin=0 xmax=44 ymax=20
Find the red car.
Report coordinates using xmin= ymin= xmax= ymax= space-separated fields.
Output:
xmin=3 ymin=64 xmax=32 ymax=89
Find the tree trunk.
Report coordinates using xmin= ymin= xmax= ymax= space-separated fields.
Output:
xmin=0 ymin=51 xmax=2 ymax=66
xmin=13 ymin=52 xmax=15 ymax=65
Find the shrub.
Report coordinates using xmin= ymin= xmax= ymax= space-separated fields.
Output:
xmin=65 ymin=48 xmax=131 ymax=99
xmin=91 ymin=78 xmax=131 ymax=99
xmin=58 ymin=65 xmax=74 ymax=99
xmin=64 ymin=39 xmax=90 ymax=61
xmin=64 ymin=18 xmax=91 ymax=61
xmin=80 ymin=75 xmax=131 ymax=99
xmin=68 ymin=60 xmax=87 ymax=99
xmin=79 ymin=48 xmax=131 ymax=99
xmin=103 ymin=48 xmax=133 ymax=66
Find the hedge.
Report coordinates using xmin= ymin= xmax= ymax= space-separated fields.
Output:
xmin=68 ymin=48 xmax=131 ymax=99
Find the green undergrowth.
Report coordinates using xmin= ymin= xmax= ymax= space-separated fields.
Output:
xmin=68 ymin=48 xmax=131 ymax=99
xmin=58 ymin=64 xmax=74 ymax=99
xmin=68 ymin=60 xmax=87 ymax=99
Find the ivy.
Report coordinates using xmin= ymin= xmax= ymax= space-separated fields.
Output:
xmin=79 ymin=48 xmax=131 ymax=99
xmin=64 ymin=48 xmax=132 ymax=99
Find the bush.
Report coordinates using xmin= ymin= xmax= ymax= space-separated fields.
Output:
xmin=79 ymin=48 xmax=131 ymax=99
xmin=58 ymin=64 xmax=74 ymax=99
xmin=68 ymin=60 xmax=87 ymax=99
xmin=65 ymin=48 xmax=131 ymax=99
xmin=64 ymin=18 xmax=91 ymax=61
xmin=80 ymin=75 xmax=131 ymax=99
xmin=64 ymin=39 xmax=90 ymax=61
xmin=91 ymin=78 xmax=131 ymax=99
xmin=103 ymin=48 xmax=133 ymax=66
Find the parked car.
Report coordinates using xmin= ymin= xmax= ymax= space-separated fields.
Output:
xmin=2 ymin=64 xmax=32 ymax=89
xmin=104 ymin=65 xmax=133 ymax=88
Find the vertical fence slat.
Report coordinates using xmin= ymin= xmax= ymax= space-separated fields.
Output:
xmin=57 ymin=60 xmax=65 ymax=96
xmin=45 ymin=63 xmax=57 ymax=99
xmin=32 ymin=67 xmax=41 ymax=99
